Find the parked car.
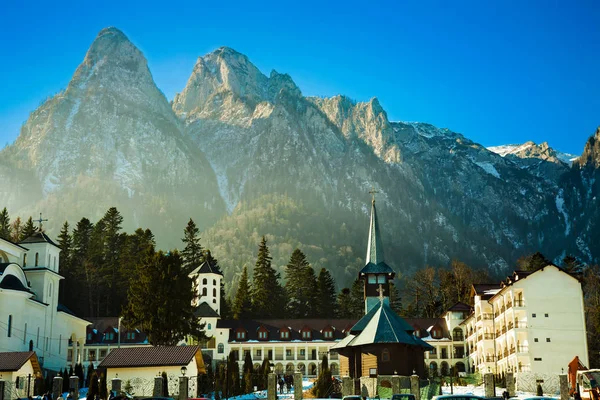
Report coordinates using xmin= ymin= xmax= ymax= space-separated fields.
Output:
xmin=432 ymin=395 xmax=487 ymax=400
xmin=341 ymin=396 xmax=363 ymax=400
xmin=392 ymin=394 xmax=416 ymax=400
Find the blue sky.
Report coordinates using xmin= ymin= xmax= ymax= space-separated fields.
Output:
xmin=1 ymin=0 xmax=599 ymax=154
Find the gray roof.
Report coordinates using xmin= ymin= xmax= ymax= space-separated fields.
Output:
xmin=334 ymin=301 xmax=433 ymax=350
xmin=189 ymin=259 xmax=223 ymax=276
xmin=359 ymin=200 xmax=394 ymax=275
xmin=194 ymin=302 xmax=220 ymax=318
xmin=20 ymin=231 xmax=60 ymax=248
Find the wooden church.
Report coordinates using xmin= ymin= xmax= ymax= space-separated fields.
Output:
xmin=332 ymin=195 xmax=433 ymax=377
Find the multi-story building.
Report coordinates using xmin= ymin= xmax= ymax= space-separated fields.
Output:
xmin=462 ymin=266 xmax=588 ymax=376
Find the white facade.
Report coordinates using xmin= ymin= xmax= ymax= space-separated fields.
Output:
xmin=463 ymin=265 xmax=588 ymax=376
xmin=189 ymin=262 xmax=222 ymax=315
xmin=0 ymin=235 xmax=89 ymax=373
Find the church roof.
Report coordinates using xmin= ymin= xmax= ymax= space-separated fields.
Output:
xmin=189 ymin=259 xmax=223 ymax=276
xmin=0 ymin=274 xmax=32 ymax=293
xmin=336 ymin=301 xmax=432 ymax=349
xmin=446 ymin=302 xmax=472 ymax=312
xmin=19 ymin=231 xmax=60 ymax=249
xmin=194 ymin=302 xmax=220 ymax=318
xmin=359 ymin=200 xmax=394 ymax=275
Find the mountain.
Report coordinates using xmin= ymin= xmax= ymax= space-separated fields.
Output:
xmin=488 ymin=141 xmax=578 ymax=183
xmin=1 ymin=28 xmax=598 ymax=291
xmin=0 ymin=27 xmax=224 ymax=245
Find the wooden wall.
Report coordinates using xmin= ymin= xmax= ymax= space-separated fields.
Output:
xmin=361 ymin=352 xmax=378 ymax=377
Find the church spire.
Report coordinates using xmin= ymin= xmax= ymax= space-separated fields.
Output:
xmin=366 ymin=192 xmax=384 ymax=266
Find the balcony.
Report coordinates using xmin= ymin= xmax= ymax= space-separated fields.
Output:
xmin=517 ymin=345 xmax=529 ymax=353
xmin=428 ymin=354 xmax=438 ymax=359
xmin=514 ymin=299 xmax=525 ymax=307
xmin=483 ymin=313 xmax=494 ymax=320
xmin=485 ymin=355 xmax=495 ymax=362
xmin=297 ymin=354 xmax=305 ymax=360
xmin=483 ymin=333 xmax=494 ymax=340
xmin=506 ymin=301 xmax=513 ymax=309
xmin=514 ymin=320 xmax=527 ymax=329
xmin=509 ymin=347 xmax=516 ymax=355
xmin=453 ymin=335 xmax=464 ymax=342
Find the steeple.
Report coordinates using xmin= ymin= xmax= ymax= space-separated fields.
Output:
xmin=365 ymin=196 xmax=384 ymax=265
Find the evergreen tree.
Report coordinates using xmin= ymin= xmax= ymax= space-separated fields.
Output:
xmin=123 ymin=250 xmax=204 ymax=345
xmin=241 ymin=351 xmax=253 ymax=394
xmin=182 ymin=219 xmax=204 ymax=274
xmin=313 ymin=355 xmax=332 ymax=398
xmin=98 ymin=207 xmax=126 ymax=316
xmin=0 ymin=207 xmax=11 ymax=240
xmin=99 ymin=372 xmax=107 ymax=400
xmin=162 ymin=372 xmax=169 ymax=396
xmin=516 ymin=252 xmax=551 ymax=271
xmin=285 ymin=249 xmax=317 ymax=318
xmin=87 ymin=372 xmax=99 ymax=400
xmin=315 ymin=268 xmax=337 ymax=318
xmin=20 ymin=216 xmax=37 ymax=241
xmin=10 ymin=217 xmax=22 ymax=243
xmin=336 ymin=288 xmax=352 ymax=318
xmin=58 ymin=222 xmax=74 ymax=305
xmin=232 ymin=265 xmax=253 ymax=319
xmin=252 ymin=236 xmax=285 ymax=318
xmin=72 ymin=218 xmax=95 ymax=316
xmin=75 ymin=363 xmax=84 ymax=383
xmin=348 ymin=279 xmax=365 ymax=318
xmin=86 ymin=362 xmax=95 ymax=388
xmin=259 ymin=358 xmax=271 ymax=390
xmin=389 ymin=281 xmax=403 ymax=315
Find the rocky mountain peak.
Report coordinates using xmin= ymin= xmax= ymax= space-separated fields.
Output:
xmin=574 ymin=127 xmax=600 ymax=168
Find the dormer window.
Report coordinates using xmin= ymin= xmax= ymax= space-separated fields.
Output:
xmin=301 ymin=330 xmax=312 ymax=340
xmin=323 ymin=330 xmax=333 ymax=339
xmin=258 ymin=331 xmax=268 ymax=339
xmin=236 ymin=330 xmax=246 ymax=340
xmin=280 ymin=330 xmax=290 ymax=340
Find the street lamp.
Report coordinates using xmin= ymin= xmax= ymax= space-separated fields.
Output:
xmin=181 ymin=366 xmax=187 ymax=377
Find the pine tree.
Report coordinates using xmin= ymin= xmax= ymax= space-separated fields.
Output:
xmin=87 ymin=372 xmax=99 ymax=400
xmin=182 ymin=218 xmax=204 ymax=273
xmin=259 ymin=358 xmax=271 ymax=390
xmin=20 ymin=216 xmax=37 ymax=241
xmin=58 ymin=222 xmax=74 ymax=305
xmin=241 ymin=351 xmax=253 ymax=394
xmin=99 ymin=207 xmax=126 ymax=316
xmin=123 ymin=250 xmax=204 ymax=345
xmin=285 ymin=249 xmax=316 ymax=318
xmin=389 ymin=281 xmax=403 ymax=315
xmin=72 ymin=218 xmax=95 ymax=316
xmin=232 ymin=265 xmax=253 ymax=319
xmin=336 ymin=288 xmax=352 ymax=318
xmin=313 ymin=355 xmax=332 ymax=398
xmin=10 ymin=217 xmax=22 ymax=243
xmin=0 ymin=207 xmax=11 ymax=240
xmin=252 ymin=236 xmax=285 ymax=318
xmin=315 ymin=268 xmax=337 ymax=318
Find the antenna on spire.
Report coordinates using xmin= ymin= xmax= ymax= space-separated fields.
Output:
xmin=369 ymin=187 xmax=379 ymax=204
xmin=36 ymin=213 xmax=48 ymax=232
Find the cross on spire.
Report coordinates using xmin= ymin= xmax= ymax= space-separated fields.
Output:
xmin=376 ymin=284 xmax=385 ymax=302
xmin=36 ymin=213 xmax=48 ymax=232
xmin=369 ymin=187 xmax=379 ymax=204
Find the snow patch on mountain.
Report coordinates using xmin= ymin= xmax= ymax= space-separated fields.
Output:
xmin=474 ymin=161 xmax=502 ymax=179
xmin=488 ymin=143 xmax=534 ymax=157
xmin=555 ymin=189 xmax=570 ymax=235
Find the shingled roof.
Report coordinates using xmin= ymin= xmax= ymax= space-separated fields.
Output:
xmin=98 ymin=346 xmax=202 ymax=369
xmin=194 ymin=302 xmax=220 ymax=318
xmin=189 ymin=259 xmax=223 ymax=276
xmin=0 ymin=351 xmax=41 ymax=374
xmin=19 ymin=231 xmax=60 ymax=248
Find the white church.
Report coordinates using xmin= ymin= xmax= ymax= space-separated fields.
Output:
xmin=0 ymin=230 xmax=89 ymax=373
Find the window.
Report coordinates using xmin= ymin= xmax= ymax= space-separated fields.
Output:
xmin=534 ymin=357 xmax=542 ymax=361
xmin=280 ymin=331 xmax=289 ymax=339
xmin=323 ymin=330 xmax=333 ymax=339
xmin=286 ymin=349 xmax=292 ymax=357
xmin=534 ymin=338 xmax=539 ymax=342
xmin=202 ymin=287 xmax=207 ymax=296
xmin=45 ymin=337 xmax=49 ymax=351
xmin=258 ymin=331 xmax=268 ymax=339
xmin=256 ymin=349 xmax=262 ymax=357
xmin=368 ymin=275 xmax=376 ymax=284
xmin=414 ymin=330 xmax=421 ymax=337
xmin=236 ymin=331 xmax=246 ymax=340
xmin=532 ymin=313 xmax=536 ymax=318
xmin=377 ymin=275 xmax=386 ymax=284
xmin=89 ymin=350 xmax=96 ymax=361
xmin=35 ymin=253 xmax=39 ymax=266
xmin=381 ymin=348 xmax=390 ymax=362
xmin=208 ymin=323 xmax=212 ymax=330
xmin=203 ymin=278 xmax=207 ymax=285
xmin=23 ymin=254 xmax=27 ymax=267
xmin=545 ymin=313 xmax=549 ymax=317
xmin=218 ymin=343 xmax=224 ymax=353
xmin=213 ymin=288 xmax=217 ymax=297
xmin=213 ymin=299 xmax=216 ymax=303
xmin=546 ymin=338 xmax=551 ymax=342
xmin=300 ymin=349 xmax=305 ymax=356
xmin=302 ymin=331 xmax=312 ymax=339
xmin=7 ymin=315 xmax=12 ymax=337
xmin=213 ymin=279 xmax=216 ymax=285
xmin=87 ymin=333 xmax=92 ymax=341
xmin=100 ymin=350 xmax=107 ymax=359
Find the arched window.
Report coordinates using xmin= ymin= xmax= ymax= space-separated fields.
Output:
xmin=203 ymin=278 xmax=207 ymax=285
xmin=218 ymin=343 xmax=224 ymax=353
xmin=213 ymin=279 xmax=216 ymax=285
xmin=213 ymin=299 xmax=216 ymax=303
xmin=381 ymin=348 xmax=390 ymax=362
xmin=7 ymin=315 xmax=12 ymax=337
xmin=208 ymin=323 xmax=212 ymax=330
xmin=213 ymin=288 xmax=217 ymax=297
xmin=47 ymin=254 xmax=50 ymax=267
xmin=35 ymin=253 xmax=39 ymax=266
xmin=202 ymin=287 xmax=207 ymax=296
